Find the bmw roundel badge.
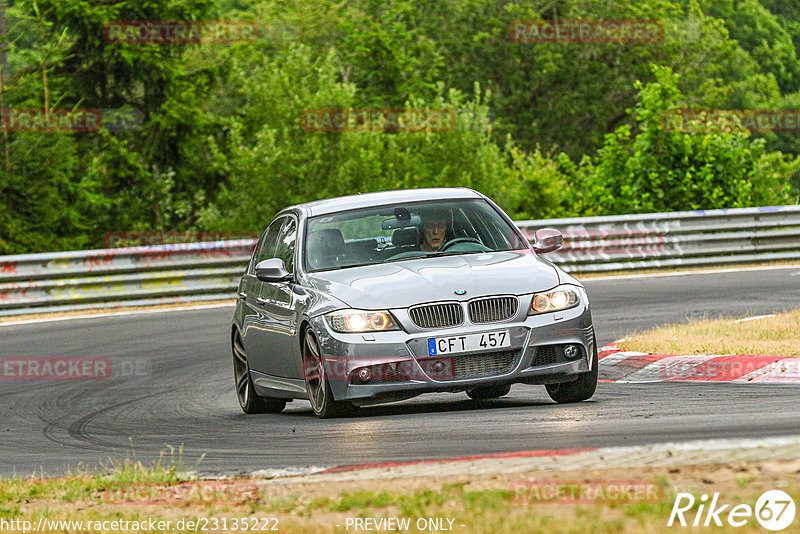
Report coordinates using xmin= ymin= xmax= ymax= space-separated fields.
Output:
xmin=454 ymin=289 xmax=467 ymax=295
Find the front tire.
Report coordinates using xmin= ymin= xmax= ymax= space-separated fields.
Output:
xmin=545 ymin=338 xmax=598 ymax=404
xmin=303 ymin=329 xmax=355 ymax=418
xmin=232 ymin=331 xmax=286 ymax=414
xmin=467 ymin=384 xmax=511 ymax=400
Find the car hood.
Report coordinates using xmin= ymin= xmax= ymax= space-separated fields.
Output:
xmin=303 ymin=251 xmax=561 ymax=310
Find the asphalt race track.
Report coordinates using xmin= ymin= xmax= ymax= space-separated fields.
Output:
xmin=1 ymin=265 xmax=799 ymax=477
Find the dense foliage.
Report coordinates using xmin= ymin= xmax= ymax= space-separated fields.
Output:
xmin=1 ymin=0 xmax=799 ymax=253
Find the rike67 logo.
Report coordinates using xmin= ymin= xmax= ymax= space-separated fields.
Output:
xmin=669 ymin=490 xmax=796 ymax=531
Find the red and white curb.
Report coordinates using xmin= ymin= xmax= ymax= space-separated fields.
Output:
xmin=599 ymin=343 xmax=800 ymax=383
xmin=247 ymin=449 xmax=594 ymax=479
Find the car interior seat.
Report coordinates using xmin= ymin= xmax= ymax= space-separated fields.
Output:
xmin=306 ymin=228 xmax=346 ymax=270
xmin=391 ymin=227 xmax=419 ymax=251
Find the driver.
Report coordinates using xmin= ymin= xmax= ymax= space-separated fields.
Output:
xmin=418 ymin=208 xmax=450 ymax=252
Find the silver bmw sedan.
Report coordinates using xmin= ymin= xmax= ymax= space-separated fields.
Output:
xmin=231 ymin=188 xmax=597 ymax=418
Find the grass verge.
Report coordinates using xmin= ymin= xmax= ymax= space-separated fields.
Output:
xmin=1 ymin=457 xmax=798 ymax=533
xmin=616 ymin=309 xmax=800 ymax=357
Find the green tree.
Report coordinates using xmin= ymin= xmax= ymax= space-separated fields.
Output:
xmin=194 ymin=44 xmax=569 ymax=231
xmin=695 ymin=0 xmax=800 ymax=94
xmin=561 ymin=65 xmax=799 ymax=215
xmin=0 ymin=0 xmax=101 ymax=253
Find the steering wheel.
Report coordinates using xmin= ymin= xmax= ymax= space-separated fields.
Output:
xmin=438 ymin=237 xmax=483 ymax=252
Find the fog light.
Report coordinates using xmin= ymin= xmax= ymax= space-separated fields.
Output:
xmin=432 ymin=361 xmax=446 ymax=373
xmin=356 ymin=367 xmax=373 ymax=383
xmin=564 ymin=344 xmax=580 ymax=359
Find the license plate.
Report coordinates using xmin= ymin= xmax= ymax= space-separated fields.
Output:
xmin=427 ymin=330 xmax=510 ymax=356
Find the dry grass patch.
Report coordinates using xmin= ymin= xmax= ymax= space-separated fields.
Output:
xmin=617 ymin=309 xmax=800 ymax=357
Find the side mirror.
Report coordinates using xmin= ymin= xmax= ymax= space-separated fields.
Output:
xmin=255 ymin=258 xmax=292 ymax=282
xmin=532 ymin=228 xmax=563 ymax=254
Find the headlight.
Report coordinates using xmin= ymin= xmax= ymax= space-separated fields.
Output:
xmin=325 ymin=309 xmax=400 ymax=333
xmin=528 ymin=285 xmax=581 ymax=315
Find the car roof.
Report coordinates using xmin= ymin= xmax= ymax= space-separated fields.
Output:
xmin=291 ymin=188 xmax=484 ymax=217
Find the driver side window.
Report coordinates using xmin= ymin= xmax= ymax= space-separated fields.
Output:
xmin=250 ymin=217 xmax=284 ymax=272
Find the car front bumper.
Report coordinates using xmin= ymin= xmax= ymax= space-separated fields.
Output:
xmin=310 ymin=300 xmax=595 ymax=403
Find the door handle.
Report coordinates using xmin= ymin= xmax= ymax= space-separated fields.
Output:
xmin=238 ymin=291 xmax=247 ymax=300
xmin=256 ymin=296 xmax=268 ymax=305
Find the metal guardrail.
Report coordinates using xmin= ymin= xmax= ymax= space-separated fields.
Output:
xmin=0 ymin=241 xmax=255 ymax=315
xmin=516 ymin=204 xmax=800 ymax=273
xmin=1 ymin=205 xmax=798 ymax=316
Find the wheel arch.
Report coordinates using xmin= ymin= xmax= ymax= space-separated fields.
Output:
xmin=296 ymin=316 xmax=314 ymax=369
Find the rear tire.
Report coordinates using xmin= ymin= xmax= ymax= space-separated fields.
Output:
xmin=303 ymin=329 xmax=356 ymax=419
xmin=232 ymin=331 xmax=287 ymax=414
xmin=467 ymin=384 xmax=511 ymax=400
xmin=545 ymin=338 xmax=598 ymax=404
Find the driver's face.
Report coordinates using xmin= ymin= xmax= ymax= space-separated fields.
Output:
xmin=423 ymin=218 xmax=447 ymax=251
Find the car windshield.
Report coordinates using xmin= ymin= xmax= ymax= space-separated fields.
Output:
xmin=304 ymin=199 xmax=528 ymax=272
